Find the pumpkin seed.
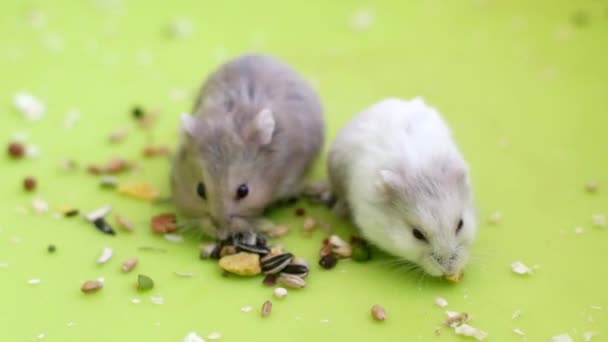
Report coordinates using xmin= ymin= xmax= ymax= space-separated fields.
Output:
xmin=261 ymin=253 xmax=293 ymax=274
xmin=278 ymin=273 xmax=306 ymax=288
xmin=261 ymin=300 xmax=272 ymax=317
xmin=137 ymin=274 xmax=154 ymax=291
xmin=371 ymin=304 xmax=386 ymax=321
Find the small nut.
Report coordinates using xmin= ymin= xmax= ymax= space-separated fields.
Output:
xmin=150 ymin=213 xmax=177 ymax=234
xmin=121 ymin=257 xmax=138 ymax=273
xmin=371 ymin=304 xmax=386 ymax=321
xmin=23 ymin=177 xmax=37 ymax=191
xmin=81 ymin=279 xmax=103 ymax=293
xmin=7 ymin=142 xmax=25 ymax=158
xmin=261 ymin=300 xmax=273 ymax=317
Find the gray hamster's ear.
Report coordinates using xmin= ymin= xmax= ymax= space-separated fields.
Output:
xmin=180 ymin=112 xmax=201 ymax=137
xmin=246 ymin=108 xmax=275 ymax=146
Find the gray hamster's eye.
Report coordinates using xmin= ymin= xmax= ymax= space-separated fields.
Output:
xmin=197 ymin=182 xmax=206 ymax=200
xmin=456 ymin=219 xmax=464 ymax=234
xmin=236 ymin=184 xmax=249 ymax=200
xmin=412 ymin=228 xmax=427 ymax=242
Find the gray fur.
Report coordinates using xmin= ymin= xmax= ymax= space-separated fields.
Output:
xmin=171 ymin=54 xmax=324 ymax=236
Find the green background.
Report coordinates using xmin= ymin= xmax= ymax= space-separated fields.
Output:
xmin=1 ymin=0 xmax=607 ymax=341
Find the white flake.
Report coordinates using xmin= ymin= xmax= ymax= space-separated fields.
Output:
xmin=37 ymin=332 xmax=45 ymax=340
xmin=454 ymin=323 xmax=488 ymax=340
xmin=150 ymin=296 xmax=164 ymax=305
xmin=320 ymin=318 xmax=330 ymax=324
xmin=27 ymin=278 xmax=41 ymax=285
xmin=592 ymin=214 xmax=606 ymax=228
xmin=183 ymin=332 xmax=205 ymax=342
xmin=66 ymin=322 xmax=77 ymax=327
xmin=274 ymin=287 xmax=288 ymax=298
xmin=583 ymin=331 xmax=598 ymax=342
xmin=240 ymin=305 xmax=252 ymax=313
xmin=435 ymin=297 xmax=448 ymax=308
xmin=174 ymin=272 xmax=194 ymax=277
xmin=25 ymin=144 xmax=41 ymax=158
xmin=32 ymin=197 xmax=49 ymax=213
xmin=350 ymin=7 xmax=375 ymax=31
xmin=512 ymin=309 xmax=522 ymax=319
xmin=552 ymin=333 xmax=573 ymax=342
xmin=590 ymin=305 xmax=603 ymax=311
xmin=164 ymin=233 xmax=184 ymax=243
xmin=131 ymin=298 xmax=141 ymax=304
xmin=97 ymin=247 xmax=113 ymax=264
xmin=511 ymin=261 xmax=533 ymax=275
xmin=574 ymin=226 xmax=584 ymax=234
xmin=488 ymin=211 xmax=502 ymax=224
xmin=85 ymin=205 xmax=112 ymax=221
xmin=207 ymin=332 xmax=221 ymax=340
xmin=14 ymin=92 xmax=45 ymax=120
xmin=513 ymin=328 xmax=525 ymax=336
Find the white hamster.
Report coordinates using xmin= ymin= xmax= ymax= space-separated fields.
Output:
xmin=328 ymin=98 xmax=477 ymax=278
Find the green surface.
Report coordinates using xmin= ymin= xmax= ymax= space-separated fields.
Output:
xmin=1 ymin=0 xmax=607 ymax=341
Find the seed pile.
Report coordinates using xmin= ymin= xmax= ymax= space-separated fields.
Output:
xmin=319 ymin=234 xmax=371 ymax=269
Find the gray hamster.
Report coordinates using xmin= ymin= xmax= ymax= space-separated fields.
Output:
xmin=328 ymin=98 xmax=477 ymax=278
xmin=171 ymin=54 xmax=324 ymax=237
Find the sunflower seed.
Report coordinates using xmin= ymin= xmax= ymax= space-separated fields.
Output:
xmin=261 ymin=300 xmax=273 ymax=317
xmin=261 ymin=253 xmax=294 ymax=274
xmin=277 ymin=273 xmax=306 ymax=288
xmin=371 ymin=304 xmax=386 ymax=321
xmin=235 ymin=242 xmax=270 ymax=256
xmin=93 ymin=217 xmax=116 ymax=235
xmin=281 ymin=264 xmax=309 ymax=278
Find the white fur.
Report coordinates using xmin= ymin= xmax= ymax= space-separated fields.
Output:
xmin=329 ymin=97 xmax=477 ymax=276
xmin=254 ymin=108 xmax=275 ymax=145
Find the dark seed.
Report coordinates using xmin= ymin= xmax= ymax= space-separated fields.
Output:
xmin=64 ymin=209 xmax=79 ymax=217
xmin=256 ymin=235 xmax=267 ymax=247
xmin=295 ymin=208 xmax=305 ymax=216
xmin=93 ymin=217 xmax=116 ymax=235
xmin=263 ymin=274 xmax=277 ymax=286
xmin=23 ymin=177 xmax=36 ymax=191
xmin=7 ymin=142 xmax=25 ymax=158
xmin=236 ymin=242 xmax=270 ymax=256
xmin=281 ymin=264 xmax=309 ymax=278
xmin=47 ymin=244 xmax=56 ymax=253
xmin=261 ymin=253 xmax=294 ymax=274
xmin=319 ymin=254 xmax=338 ymax=269
xmin=210 ymin=244 xmax=222 ymax=259
xmin=132 ymin=106 xmax=144 ymax=119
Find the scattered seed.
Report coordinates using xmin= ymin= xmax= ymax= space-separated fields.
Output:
xmin=585 ymin=181 xmax=598 ymax=193
xmin=513 ymin=328 xmax=525 ymax=336
xmin=552 ymin=333 xmax=573 ymax=342
xmin=150 ymin=213 xmax=177 ymax=234
xmin=592 ymin=214 xmax=606 ymax=228
xmin=277 ymin=273 xmax=306 ymax=288
xmin=454 ymin=323 xmax=488 ymax=340
xmin=371 ymin=304 xmax=386 ymax=321
xmin=174 ymin=272 xmax=194 ymax=277
xmin=435 ymin=297 xmax=449 ymax=308
xmin=131 ymin=298 xmax=141 ymax=304
xmin=27 ymin=278 xmax=41 ymax=285
xmin=93 ymin=217 xmax=116 ymax=235
xmin=263 ymin=274 xmax=278 ymax=286
xmin=583 ymin=331 xmax=598 ymax=342
xmin=100 ymin=176 xmax=119 ymax=188
xmin=512 ymin=309 xmax=522 ymax=319
xmin=81 ymin=279 xmax=103 ymax=293
xmin=511 ymin=261 xmax=533 ymax=275
xmin=200 ymin=243 xmax=218 ymax=259
xmin=281 ymin=264 xmax=309 ymax=278
xmin=445 ymin=311 xmax=469 ymax=327
xmin=137 ymin=274 xmax=154 ymax=291
xmin=295 ymin=208 xmax=305 ymax=216
xmin=273 ymin=287 xmax=288 ymax=298
xmin=14 ymin=92 xmax=45 ymax=120
xmin=164 ymin=233 xmax=184 ymax=243
xmin=261 ymin=253 xmax=293 ymax=274
xmin=241 ymin=305 xmax=253 ymax=313
xmin=319 ymin=254 xmax=338 ymax=269
xmin=88 ymin=158 xmax=134 ymax=175
xmin=108 ymin=128 xmax=128 ymax=143
xmin=446 ymin=273 xmax=463 ymax=283
xmin=302 ymin=217 xmax=317 ymax=232
xmin=219 ymin=252 xmax=261 ymax=276
xmin=47 ymin=244 xmax=56 ymax=253
xmin=150 ymin=296 xmax=164 ymax=304
xmin=23 ymin=177 xmax=37 ymax=191
xmin=7 ymin=141 xmax=25 ymax=158
xmin=85 ymin=205 xmax=112 ymax=222
xmin=488 ymin=211 xmax=502 ymax=224
xmin=97 ymin=247 xmax=113 ymax=264
xmin=207 ymin=332 xmax=222 ymax=340
xmin=115 ymin=214 xmax=134 ymax=232
xmin=183 ymin=332 xmax=204 ymax=342
xmin=333 ymin=245 xmax=353 ymax=258
xmin=32 ymin=197 xmax=49 ymax=213
xmin=143 ymin=145 xmax=170 ymax=157
xmin=266 ymin=224 xmax=290 ymax=238
xmin=261 ymin=300 xmax=273 ymax=317
xmin=121 ymin=257 xmax=138 ymax=272
xmin=235 ymin=241 xmax=270 ymax=255
xmin=118 ymin=181 xmax=159 ymax=200
xmin=574 ymin=226 xmax=585 ymax=234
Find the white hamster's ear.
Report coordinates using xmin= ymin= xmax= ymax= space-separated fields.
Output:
xmin=180 ymin=113 xmax=199 ymax=137
xmin=249 ymin=108 xmax=275 ymax=145
xmin=378 ymin=169 xmax=405 ymax=193
xmin=441 ymin=157 xmax=468 ymax=184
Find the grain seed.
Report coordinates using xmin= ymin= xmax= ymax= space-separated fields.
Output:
xmin=435 ymin=297 xmax=449 ymax=308
xmin=85 ymin=205 xmax=112 ymax=222
xmin=207 ymin=332 xmax=222 ymax=340
xmin=118 ymin=181 xmax=159 ymax=200
xmin=137 ymin=274 xmax=154 ymax=291
xmin=371 ymin=304 xmax=386 ymax=321
xmin=277 ymin=273 xmax=306 ymax=288
xmin=266 ymin=224 xmax=289 ymax=238
xmin=273 ymin=287 xmax=288 ymax=298
xmin=121 ymin=257 xmax=138 ymax=272
xmin=261 ymin=300 xmax=273 ymax=317
xmin=81 ymin=279 xmax=103 ymax=293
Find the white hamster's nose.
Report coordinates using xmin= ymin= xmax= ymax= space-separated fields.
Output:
xmin=433 ymin=253 xmax=459 ymax=274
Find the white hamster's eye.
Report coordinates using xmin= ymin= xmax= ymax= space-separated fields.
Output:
xmin=236 ymin=183 xmax=249 ymax=200
xmin=412 ymin=228 xmax=428 ymax=242
xmin=196 ymin=182 xmax=206 ymax=200
xmin=456 ymin=219 xmax=464 ymax=234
